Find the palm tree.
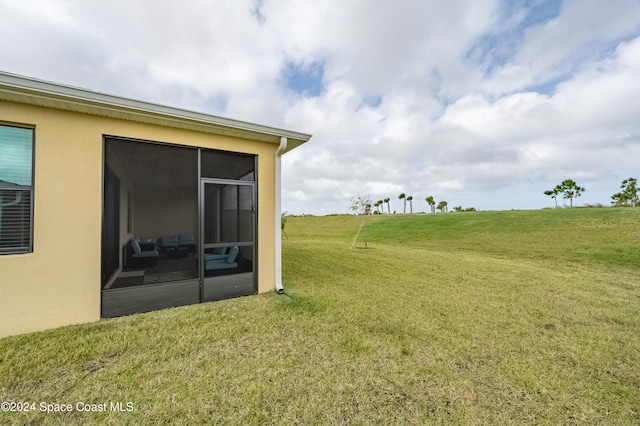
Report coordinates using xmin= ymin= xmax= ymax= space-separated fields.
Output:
xmin=612 ymin=177 xmax=639 ymax=207
xmin=560 ymin=179 xmax=585 ymax=208
xmin=437 ymin=200 xmax=448 ymax=213
xmin=407 ymin=195 xmax=413 ymax=213
xmin=621 ymin=177 xmax=639 ymax=207
xmin=544 ymin=185 xmax=562 ymax=208
xmin=384 ymin=198 xmax=390 ymax=214
xmin=376 ymin=200 xmax=383 ymax=214
xmin=425 ymin=196 xmax=435 ymax=213
xmin=398 ymin=193 xmax=406 ymax=214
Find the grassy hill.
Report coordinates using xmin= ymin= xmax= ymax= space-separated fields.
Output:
xmin=281 ymin=208 xmax=640 ymax=423
xmin=1 ymin=208 xmax=639 ymax=424
xmin=287 ymin=208 xmax=640 ymax=269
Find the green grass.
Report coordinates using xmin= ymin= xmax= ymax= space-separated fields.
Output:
xmin=2 ymin=208 xmax=640 ymax=424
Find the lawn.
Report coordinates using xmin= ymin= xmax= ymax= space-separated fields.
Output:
xmin=1 ymin=208 xmax=639 ymax=424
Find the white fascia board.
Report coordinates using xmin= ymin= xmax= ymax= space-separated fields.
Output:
xmin=0 ymin=71 xmax=311 ymax=151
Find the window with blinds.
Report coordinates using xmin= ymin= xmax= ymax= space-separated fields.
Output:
xmin=0 ymin=124 xmax=34 ymax=254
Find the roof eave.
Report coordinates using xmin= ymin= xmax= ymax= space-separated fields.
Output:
xmin=0 ymin=71 xmax=311 ymax=152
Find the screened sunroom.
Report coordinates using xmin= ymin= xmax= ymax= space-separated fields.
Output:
xmin=102 ymin=137 xmax=260 ymax=317
xmin=0 ymin=71 xmax=311 ymax=338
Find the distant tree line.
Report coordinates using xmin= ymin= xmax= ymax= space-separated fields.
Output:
xmin=351 ymin=193 xmax=476 ymax=215
xmin=545 ymin=177 xmax=638 ymax=208
xmin=348 ymin=177 xmax=639 ymax=216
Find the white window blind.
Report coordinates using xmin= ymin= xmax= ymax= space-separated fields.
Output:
xmin=0 ymin=125 xmax=34 ymax=254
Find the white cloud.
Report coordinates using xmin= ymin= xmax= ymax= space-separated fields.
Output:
xmin=481 ymin=0 xmax=640 ymax=95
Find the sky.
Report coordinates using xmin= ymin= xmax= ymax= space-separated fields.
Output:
xmin=1 ymin=0 xmax=639 ymax=215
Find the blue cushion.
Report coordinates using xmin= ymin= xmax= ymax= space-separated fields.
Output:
xmin=205 ymin=261 xmax=238 ymax=270
xmin=213 ymin=247 xmax=227 ymax=255
xmin=204 ymin=253 xmax=228 ymax=261
xmin=131 ymin=239 xmax=141 ymax=254
xmin=227 ymin=246 xmax=239 ymax=263
xmin=162 ymin=235 xmax=180 ymax=248
xmin=179 ymin=234 xmax=195 ymax=244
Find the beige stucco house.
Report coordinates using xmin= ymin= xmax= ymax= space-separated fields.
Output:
xmin=0 ymin=71 xmax=311 ymax=338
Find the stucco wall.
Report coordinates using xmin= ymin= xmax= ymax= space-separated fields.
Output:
xmin=0 ymin=100 xmax=278 ymax=338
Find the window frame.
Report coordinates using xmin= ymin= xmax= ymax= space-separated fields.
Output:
xmin=0 ymin=122 xmax=35 ymax=255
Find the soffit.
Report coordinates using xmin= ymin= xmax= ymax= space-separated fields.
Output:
xmin=0 ymin=72 xmax=311 ymax=152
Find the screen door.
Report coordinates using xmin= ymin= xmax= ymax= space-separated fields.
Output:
xmin=200 ymin=179 xmax=256 ymax=301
